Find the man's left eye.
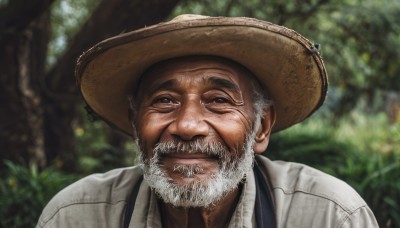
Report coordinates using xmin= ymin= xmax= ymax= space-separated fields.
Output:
xmin=212 ymin=97 xmax=229 ymax=104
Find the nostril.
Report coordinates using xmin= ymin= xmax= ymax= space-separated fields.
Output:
xmin=171 ymin=135 xmax=205 ymax=143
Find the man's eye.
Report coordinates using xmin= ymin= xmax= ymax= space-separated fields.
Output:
xmin=154 ymin=97 xmax=173 ymax=104
xmin=212 ymin=97 xmax=229 ymax=104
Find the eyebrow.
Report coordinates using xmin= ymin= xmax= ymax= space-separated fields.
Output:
xmin=207 ymin=76 xmax=240 ymax=93
xmin=147 ymin=79 xmax=179 ymax=96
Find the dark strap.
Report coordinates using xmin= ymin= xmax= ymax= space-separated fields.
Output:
xmin=123 ymin=176 xmax=143 ymax=228
xmin=254 ymin=163 xmax=277 ymax=228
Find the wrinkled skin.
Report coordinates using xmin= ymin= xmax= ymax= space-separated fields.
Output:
xmin=131 ymin=56 xmax=275 ymax=227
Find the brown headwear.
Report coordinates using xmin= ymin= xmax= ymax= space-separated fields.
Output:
xmin=76 ymin=14 xmax=328 ymax=135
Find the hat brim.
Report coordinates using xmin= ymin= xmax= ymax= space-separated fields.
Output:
xmin=76 ymin=16 xmax=328 ymax=135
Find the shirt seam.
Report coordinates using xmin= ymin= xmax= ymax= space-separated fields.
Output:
xmin=273 ymin=186 xmax=365 ymax=214
xmin=38 ymin=200 xmax=127 ymax=227
xmin=336 ymin=205 xmax=369 ymax=228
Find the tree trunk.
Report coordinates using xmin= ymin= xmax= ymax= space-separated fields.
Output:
xmin=0 ymin=0 xmax=179 ymax=171
xmin=0 ymin=11 xmax=51 ymax=169
xmin=43 ymin=0 xmax=180 ymax=171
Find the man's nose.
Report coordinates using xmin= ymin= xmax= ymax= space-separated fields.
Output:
xmin=167 ymin=100 xmax=209 ymax=140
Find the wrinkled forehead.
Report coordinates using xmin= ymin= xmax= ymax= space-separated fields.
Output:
xmin=135 ymin=56 xmax=262 ymax=95
xmin=145 ymin=56 xmax=250 ymax=75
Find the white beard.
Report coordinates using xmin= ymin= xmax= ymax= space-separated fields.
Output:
xmin=138 ymin=133 xmax=256 ymax=208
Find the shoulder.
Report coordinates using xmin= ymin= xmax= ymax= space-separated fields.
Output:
xmin=255 ymin=155 xmax=378 ymax=227
xmin=256 ymin=155 xmax=365 ymax=211
xmin=37 ymin=165 xmax=143 ymax=227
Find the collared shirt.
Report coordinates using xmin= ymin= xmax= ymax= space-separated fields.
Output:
xmin=36 ymin=156 xmax=379 ymax=227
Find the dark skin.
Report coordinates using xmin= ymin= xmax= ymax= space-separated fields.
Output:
xmin=132 ymin=56 xmax=276 ymax=227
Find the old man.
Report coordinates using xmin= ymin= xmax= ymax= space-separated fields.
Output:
xmin=37 ymin=15 xmax=378 ymax=227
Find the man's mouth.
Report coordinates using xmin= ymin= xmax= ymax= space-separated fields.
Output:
xmin=160 ymin=153 xmax=219 ymax=164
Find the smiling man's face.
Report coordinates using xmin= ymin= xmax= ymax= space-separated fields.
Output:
xmin=132 ymin=56 xmax=273 ymax=207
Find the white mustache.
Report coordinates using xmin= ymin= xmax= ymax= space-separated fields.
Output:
xmin=153 ymin=139 xmax=229 ymax=158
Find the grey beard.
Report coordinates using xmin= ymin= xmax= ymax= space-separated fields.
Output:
xmin=138 ymin=133 xmax=256 ymax=208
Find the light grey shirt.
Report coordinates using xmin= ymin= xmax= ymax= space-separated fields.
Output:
xmin=37 ymin=156 xmax=379 ymax=227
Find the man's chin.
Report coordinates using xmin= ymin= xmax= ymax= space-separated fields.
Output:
xmin=168 ymin=177 xmax=211 ymax=186
xmin=144 ymin=165 xmax=238 ymax=208
xmin=163 ymin=169 xmax=218 ymax=186
xmin=154 ymin=178 xmax=233 ymax=208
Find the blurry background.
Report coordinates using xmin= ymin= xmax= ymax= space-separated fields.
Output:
xmin=0 ymin=0 xmax=399 ymax=227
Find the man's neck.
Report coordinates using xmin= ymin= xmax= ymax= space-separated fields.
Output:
xmin=159 ymin=186 xmax=242 ymax=228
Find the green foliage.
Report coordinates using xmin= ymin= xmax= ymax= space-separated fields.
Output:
xmin=0 ymin=0 xmax=9 ymax=7
xmin=47 ymin=0 xmax=99 ymax=67
xmin=0 ymin=161 xmax=78 ymax=227
xmin=74 ymin=108 xmax=137 ymax=175
xmin=267 ymin=113 xmax=400 ymax=227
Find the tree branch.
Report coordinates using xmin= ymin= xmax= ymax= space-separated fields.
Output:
xmin=279 ymin=0 xmax=331 ymax=25
xmin=44 ymin=0 xmax=180 ymax=100
xmin=0 ymin=0 xmax=55 ymax=38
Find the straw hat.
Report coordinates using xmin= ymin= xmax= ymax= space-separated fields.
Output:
xmin=76 ymin=14 xmax=328 ymax=135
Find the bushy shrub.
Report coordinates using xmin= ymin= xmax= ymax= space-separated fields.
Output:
xmin=267 ymin=113 xmax=400 ymax=227
xmin=0 ymin=161 xmax=78 ymax=227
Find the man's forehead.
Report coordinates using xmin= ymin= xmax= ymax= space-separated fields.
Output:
xmin=139 ymin=56 xmax=258 ymax=86
xmin=144 ymin=76 xmax=242 ymax=99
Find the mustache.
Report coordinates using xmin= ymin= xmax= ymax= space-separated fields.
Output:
xmin=153 ymin=138 xmax=229 ymax=157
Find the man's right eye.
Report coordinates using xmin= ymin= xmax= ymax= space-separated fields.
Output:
xmin=155 ymin=97 xmax=173 ymax=103
xmin=152 ymin=96 xmax=177 ymax=106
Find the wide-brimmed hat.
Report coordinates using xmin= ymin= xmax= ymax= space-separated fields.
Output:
xmin=76 ymin=14 xmax=328 ymax=135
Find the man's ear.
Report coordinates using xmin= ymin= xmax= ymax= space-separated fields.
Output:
xmin=253 ymin=106 xmax=276 ymax=154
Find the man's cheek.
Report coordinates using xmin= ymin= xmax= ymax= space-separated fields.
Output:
xmin=136 ymin=136 xmax=154 ymax=162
